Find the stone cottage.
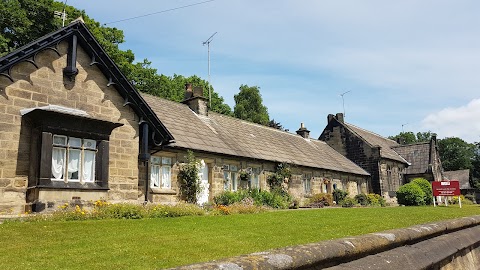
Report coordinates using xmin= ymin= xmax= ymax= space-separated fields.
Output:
xmin=319 ymin=113 xmax=444 ymax=202
xmin=392 ymin=136 xmax=443 ymax=183
xmin=0 ymin=21 xmax=369 ymax=214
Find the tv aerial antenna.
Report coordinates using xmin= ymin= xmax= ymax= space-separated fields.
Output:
xmin=203 ymin=32 xmax=217 ymax=108
xmin=340 ymin=90 xmax=351 ymax=118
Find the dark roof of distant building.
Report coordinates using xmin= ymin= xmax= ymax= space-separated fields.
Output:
xmin=444 ymin=169 xmax=471 ymax=190
xmin=343 ymin=123 xmax=408 ymax=164
xmin=392 ymin=142 xmax=431 ymax=174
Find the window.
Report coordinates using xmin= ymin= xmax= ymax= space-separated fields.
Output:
xmin=250 ymin=168 xmax=260 ymax=189
xmin=223 ymin=165 xmax=238 ymax=191
xmin=303 ymin=173 xmax=312 ymax=194
xmin=150 ymin=156 xmax=172 ymax=189
xmin=386 ymin=165 xmax=393 ymax=191
xmin=51 ymin=135 xmax=96 ymax=183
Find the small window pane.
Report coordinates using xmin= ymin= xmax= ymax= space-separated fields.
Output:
xmin=223 ymin=171 xmax=230 ymax=190
xmin=68 ymin=149 xmax=81 ymax=181
xmin=230 ymin=165 xmax=238 ymax=172
xmin=162 ymin=157 xmax=171 ymax=165
xmin=151 ymin=156 xmax=161 ymax=165
xmin=84 ymin=139 xmax=96 ymax=150
xmin=231 ymin=172 xmax=237 ymax=191
xmin=151 ymin=165 xmax=160 ymax=188
xmin=52 ymin=147 xmax=66 ymax=180
xmin=161 ymin=166 xmax=171 ymax=188
xmin=83 ymin=150 xmax=95 ymax=182
xmin=53 ymin=135 xmax=67 ymax=146
xmin=69 ymin=137 xmax=81 ymax=148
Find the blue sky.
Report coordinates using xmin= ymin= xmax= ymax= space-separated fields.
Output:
xmin=69 ymin=0 xmax=480 ymax=143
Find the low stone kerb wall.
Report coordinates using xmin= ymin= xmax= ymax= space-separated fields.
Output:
xmin=168 ymin=215 xmax=480 ymax=270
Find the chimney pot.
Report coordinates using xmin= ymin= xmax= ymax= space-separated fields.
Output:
xmin=327 ymin=114 xmax=334 ymax=123
xmin=182 ymin=84 xmax=209 ymax=116
xmin=296 ymin=123 xmax=310 ymax=139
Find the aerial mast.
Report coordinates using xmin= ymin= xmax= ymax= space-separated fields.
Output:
xmin=340 ymin=90 xmax=351 ymax=118
xmin=202 ymin=32 xmax=217 ymax=108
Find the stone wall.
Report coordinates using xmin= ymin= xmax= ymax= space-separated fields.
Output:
xmin=168 ymin=215 xmax=480 ymax=270
xmin=0 ymin=42 xmax=140 ymax=214
xmin=138 ymin=149 xmax=368 ymax=205
xmin=320 ymin=118 xmax=381 ymax=194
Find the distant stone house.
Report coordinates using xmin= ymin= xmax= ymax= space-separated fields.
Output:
xmin=319 ymin=113 xmax=443 ymax=202
xmin=0 ymin=21 xmax=369 ymax=214
xmin=392 ymin=136 xmax=444 ymax=183
xmin=443 ymin=169 xmax=472 ymax=195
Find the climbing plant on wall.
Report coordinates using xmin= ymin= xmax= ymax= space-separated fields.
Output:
xmin=178 ymin=151 xmax=201 ymax=204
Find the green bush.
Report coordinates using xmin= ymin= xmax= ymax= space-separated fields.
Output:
xmin=411 ymin=178 xmax=433 ymax=205
xmin=213 ymin=189 xmax=291 ymax=209
xmin=450 ymin=195 xmax=474 ymax=205
xmin=366 ymin=194 xmax=386 ymax=207
xmin=178 ymin=151 xmax=201 ymax=204
xmin=102 ymin=203 xmax=145 ymax=219
xmin=307 ymin=193 xmax=333 ymax=208
xmin=341 ymin=197 xmax=357 ymax=208
xmin=354 ymin=194 xmax=368 ymax=206
xmin=332 ymin=189 xmax=348 ymax=204
xmin=397 ymin=183 xmax=426 ymax=206
xmin=146 ymin=203 xmax=205 ymax=218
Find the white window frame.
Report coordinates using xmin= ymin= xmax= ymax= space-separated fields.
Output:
xmin=51 ymin=135 xmax=96 ymax=183
xmin=223 ymin=164 xmax=239 ymax=191
xmin=150 ymin=156 xmax=172 ymax=189
xmin=303 ymin=173 xmax=312 ymax=194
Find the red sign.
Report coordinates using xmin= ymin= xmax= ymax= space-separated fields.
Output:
xmin=432 ymin=181 xmax=460 ymax=196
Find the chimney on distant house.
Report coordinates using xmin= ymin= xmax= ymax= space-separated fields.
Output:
xmin=182 ymin=83 xmax=209 ymax=116
xmin=336 ymin=113 xmax=344 ymax=123
xmin=296 ymin=122 xmax=310 ymax=139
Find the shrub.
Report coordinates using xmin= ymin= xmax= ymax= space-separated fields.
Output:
xmin=145 ymin=203 xmax=205 ymax=218
xmin=411 ymin=178 xmax=433 ymax=205
xmin=397 ymin=183 xmax=426 ymax=206
xmin=354 ymin=194 xmax=368 ymax=206
xmin=102 ymin=203 xmax=145 ymax=219
xmin=178 ymin=151 xmax=201 ymax=204
xmin=450 ymin=195 xmax=474 ymax=205
xmin=213 ymin=189 xmax=291 ymax=209
xmin=366 ymin=194 xmax=386 ymax=207
xmin=307 ymin=193 xmax=333 ymax=208
xmin=341 ymin=197 xmax=357 ymax=208
xmin=332 ymin=189 xmax=348 ymax=204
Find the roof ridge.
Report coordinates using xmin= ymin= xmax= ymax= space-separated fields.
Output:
xmin=346 ymin=122 xmax=399 ymax=145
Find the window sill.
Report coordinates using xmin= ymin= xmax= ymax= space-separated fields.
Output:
xmin=35 ymin=181 xmax=109 ymax=190
xmin=150 ymin=188 xmax=176 ymax=195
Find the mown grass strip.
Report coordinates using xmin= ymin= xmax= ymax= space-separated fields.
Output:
xmin=1 ymin=205 xmax=479 ymax=270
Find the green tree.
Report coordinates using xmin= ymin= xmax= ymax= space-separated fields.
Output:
xmin=438 ymin=137 xmax=475 ymax=172
xmin=471 ymin=142 xmax=480 ymax=188
xmin=388 ymin=131 xmax=432 ymax=144
xmin=1 ymin=1 xmax=234 ymax=116
xmin=0 ymin=0 xmax=57 ymax=55
xmin=233 ymin=84 xmax=269 ymax=125
xmin=388 ymin=132 xmax=417 ymax=144
xmin=416 ymin=131 xmax=432 ymax=142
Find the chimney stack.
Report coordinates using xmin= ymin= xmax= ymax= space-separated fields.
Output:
xmin=182 ymin=84 xmax=209 ymax=116
xmin=296 ymin=122 xmax=310 ymax=139
xmin=336 ymin=113 xmax=344 ymax=123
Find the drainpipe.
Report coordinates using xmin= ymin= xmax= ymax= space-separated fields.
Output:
xmin=138 ymin=123 xmax=151 ymax=203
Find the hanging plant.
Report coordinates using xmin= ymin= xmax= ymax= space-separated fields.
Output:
xmin=238 ymin=170 xmax=251 ymax=182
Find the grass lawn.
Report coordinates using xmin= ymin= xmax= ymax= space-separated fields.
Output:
xmin=1 ymin=205 xmax=479 ymax=269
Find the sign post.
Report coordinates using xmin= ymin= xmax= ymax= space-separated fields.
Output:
xmin=432 ymin=181 xmax=461 ymax=208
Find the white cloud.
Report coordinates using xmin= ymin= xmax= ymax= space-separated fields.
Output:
xmin=421 ymin=99 xmax=480 ymax=143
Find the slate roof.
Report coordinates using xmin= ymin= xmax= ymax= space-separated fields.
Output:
xmin=343 ymin=123 xmax=408 ymax=164
xmin=142 ymin=93 xmax=369 ymax=176
xmin=392 ymin=142 xmax=431 ymax=174
xmin=444 ymin=169 xmax=472 ymax=190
